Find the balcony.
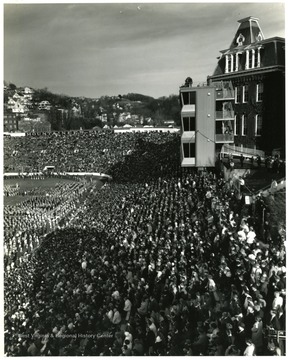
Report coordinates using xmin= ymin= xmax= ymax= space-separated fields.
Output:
xmin=181 ymin=131 xmax=195 ymax=142
xmin=215 ymin=133 xmax=234 ymax=143
xmin=181 ymin=104 xmax=196 ymax=116
xmin=181 ymin=157 xmax=196 ymax=167
xmin=216 ymin=110 xmax=234 ymax=120
xmin=215 ymin=89 xmax=235 ymax=100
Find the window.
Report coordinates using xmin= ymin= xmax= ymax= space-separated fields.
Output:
xmin=216 ymin=120 xmax=233 ymax=134
xmin=255 ymin=115 xmax=262 ymax=136
xmin=181 ymin=91 xmax=196 ymax=105
xmin=223 ymin=120 xmax=233 ymax=134
xmin=235 ymin=115 xmax=241 ymax=135
xmin=235 ymin=53 xmax=242 ymax=71
xmin=253 ymin=50 xmax=259 ymax=68
xmin=183 ymin=117 xmax=196 ymax=132
xmin=227 ymin=55 xmax=232 ymax=73
xmin=246 ymin=49 xmax=255 ymax=69
xmin=243 ymin=85 xmax=249 ymax=103
xmin=256 ymin=83 xmax=263 ymax=102
xmin=242 ymin=115 xmax=248 ymax=136
xmin=235 ymin=86 xmax=242 ymax=103
xmin=183 ymin=143 xmax=196 ymax=158
xmin=246 ymin=48 xmax=261 ymax=70
xmin=229 ymin=55 xmax=234 ymax=73
xmin=226 ymin=54 xmax=238 ymax=73
xmin=234 ymin=115 xmax=237 ymax=135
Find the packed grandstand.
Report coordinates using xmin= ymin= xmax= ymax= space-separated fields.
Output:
xmin=4 ymin=130 xmax=286 ymax=356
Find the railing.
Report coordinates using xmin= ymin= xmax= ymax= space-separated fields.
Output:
xmin=215 ymin=89 xmax=235 ymax=99
xmin=216 ymin=110 xmax=234 ymax=119
xmin=215 ymin=134 xmax=234 ymax=143
xmin=221 ymin=144 xmax=265 ymax=158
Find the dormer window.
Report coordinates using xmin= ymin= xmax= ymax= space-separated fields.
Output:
xmin=236 ymin=33 xmax=245 ymax=46
xmin=225 ymin=52 xmax=243 ymax=73
xmin=227 ymin=54 xmax=233 ymax=73
xmin=256 ymin=32 xmax=263 ymax=42
xmin=245 ymin=47 xmax=262 ymax=69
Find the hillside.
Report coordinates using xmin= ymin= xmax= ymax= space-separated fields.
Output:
xmin=4 ymin=82 xmax=181 ymax=131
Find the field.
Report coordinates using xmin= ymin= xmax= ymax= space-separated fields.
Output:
xmin=4 ymin=177 xmax=78 ymax=206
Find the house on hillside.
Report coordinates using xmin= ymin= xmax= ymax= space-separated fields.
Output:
xmin=71 ymin=104 xmax=82 ymax=117
xmin=20 ymin=87 xmax=34 ymax=101
xmin=100 ymin=113 xmax=108 ymax=123
xmin=112 ymin=103 xmax=123 ymax=110
xmin=119 ymin=112 xmax=132 ymax=123
xmin=131 ymin=114 xmax=140 ymax=124
xmin=7 ymin=97 xmax=28 ymax=114
xmin=38 ymin=100 xmax=52 ymax=111
xmin=12 ymin=92 xmax=24 ymax=102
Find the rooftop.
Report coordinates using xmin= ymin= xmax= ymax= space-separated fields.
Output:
xmin=229 ymin=16 xmax=265 ymax=49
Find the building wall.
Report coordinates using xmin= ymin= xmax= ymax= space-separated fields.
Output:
xmin=196 ymin=87 xmax=215 ymax=167
xmin=4 ymin=114 xmax=19 ymax=132
xmin=18 ymin=120 xmax=51 ymax=133
xmin=258 ymin=72 xmax=285 ymax=152
xmin=179 ymin=86 xmax=215 ymax=167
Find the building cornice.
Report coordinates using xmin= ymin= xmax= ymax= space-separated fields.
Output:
xmin=209 ymin=65 xmax=285 ymax=82
xmin=220 ymin=36 xmax=285 ymax=55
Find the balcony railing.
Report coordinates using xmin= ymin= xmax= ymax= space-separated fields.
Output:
xmin=215 ymin=89 xmax=235 ymax=99
xmin=215 ymin=133 xmax=234 ymax=143
xmin=221 ymin=144 xmax=265 ymax=158
xmin=216 ymin=110 xmax=234 ymax=119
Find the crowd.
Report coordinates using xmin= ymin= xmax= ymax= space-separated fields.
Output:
xmin=4 ymin=130 xmax=286 ymax=356
xmin=4 ymin=130 xmax=179 ymax=176
xmin=4 ymin=181 xmax=92 ymax=270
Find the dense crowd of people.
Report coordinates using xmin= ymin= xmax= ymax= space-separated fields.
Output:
xmin=4 ymin=130 xmax=179 ymax=176
xmin=4 ymin=130 xmax=286 ymax=356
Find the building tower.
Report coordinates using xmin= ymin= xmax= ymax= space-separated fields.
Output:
xmin=179 ymin=79 xmax=235 ymax=168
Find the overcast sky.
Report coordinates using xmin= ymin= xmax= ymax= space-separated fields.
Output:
xmin=4 ymin=1 xmax=285 ymax=99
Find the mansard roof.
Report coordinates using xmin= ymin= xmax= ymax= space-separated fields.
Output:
xmin=229 ymin=16 xmax=265 ymax=49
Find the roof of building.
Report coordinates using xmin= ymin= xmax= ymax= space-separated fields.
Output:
xmin=229 ymin=16 xmax=265 ymax=49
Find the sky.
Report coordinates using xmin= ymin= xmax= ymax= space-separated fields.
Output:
xmin=3 ymin=1 xmax=286 ymax=99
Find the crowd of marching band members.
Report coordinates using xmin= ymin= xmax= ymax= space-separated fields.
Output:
xmin=4 ymin=181 xmax=90 ymax=271
xmin=4 ymin=131 xmax=286 ymax=356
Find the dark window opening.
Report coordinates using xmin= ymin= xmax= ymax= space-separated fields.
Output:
xmin=182 ymin=91 xmax=196 ymax=105
xmin=183 ymin=143 xmax=196 ymax=158
xmin=183 ymin=117 xmax=196 ymax=132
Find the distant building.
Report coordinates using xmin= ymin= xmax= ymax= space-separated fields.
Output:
xmin=208 ymin=16 xmax=285 ymax=154
xmin=4 ymin=113 xmax=19 ymax=132
xmin=18 ymin=112 xmax=51 ymax=133
xmin=7 ymin=97 xmax=27 ymax=114
xmin=163 ymin=120 xmax=176 ymax=127
xmin=38 ymin=100 xmax=52 ymax=111
xmin=71 ymin=104 xmax=82 ymax=117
